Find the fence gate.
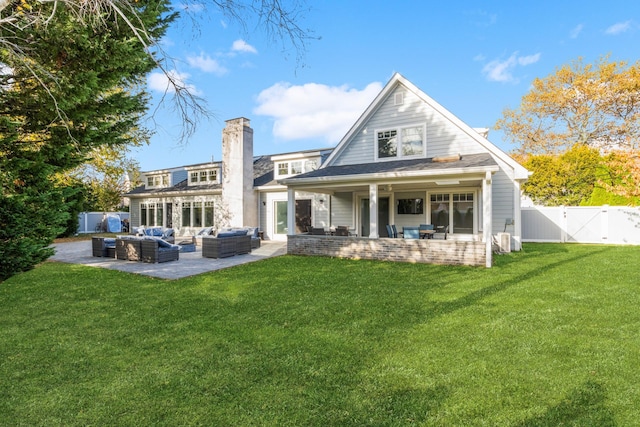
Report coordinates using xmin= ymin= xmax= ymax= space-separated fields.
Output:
xmin=522 ymin=206 xmax=640 ymax=245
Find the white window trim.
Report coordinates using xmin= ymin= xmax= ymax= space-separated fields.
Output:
xmin=146 ymin=174 xmax=168 ymax=189
xmin=188 ymin=168 xmax=220 ymax=186
xmin=374 ymin=123 xmax=427 ymax=162
xmin=275 ymin=158 xmax=319 ymax=178
xmin=427 ymin=188 xmax=478 ymax=235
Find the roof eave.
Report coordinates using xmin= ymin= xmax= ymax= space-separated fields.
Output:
xmin=280 ymin=165 xmax=498 ymax=187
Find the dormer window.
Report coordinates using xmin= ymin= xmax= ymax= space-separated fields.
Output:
xmin=276 ymin=158 xmax=319 ymax=177
xmin=376 ymin=124 xmax=426 ymax=161
xmin=146 ymin=174 xmax=168 ymax=188
xmin=189 ymin=167 xmax=220 ymax=185
xmin=291 ymin=161 xmax=302 ymax=174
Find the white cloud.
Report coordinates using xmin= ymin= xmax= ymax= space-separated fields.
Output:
xmin=518 ymin=53 xmax=541 ymax=66
xmin=231 ymin=39 xmax=258 ymax=54
xmin=254 ymin=81 xmax=383 ymax=143
xmin=605 ymin=20 xmax=633 ymax=35
xmin=482 ymin=52 xmax=541 ymax=83
xmin=148 ymin=70 xmax=201 ymax=96
xmin=570 ymin=24 xmax=584 ymax=39
xmin=186 ymin=53 xmax=228 ymax=75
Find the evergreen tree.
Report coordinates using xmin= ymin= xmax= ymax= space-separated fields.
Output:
xmin=0 ymin=0 xmax=175 ymax=281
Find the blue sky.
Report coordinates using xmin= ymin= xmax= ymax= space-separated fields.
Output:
xmin=135 ymin=1 xmax=640 ymax=171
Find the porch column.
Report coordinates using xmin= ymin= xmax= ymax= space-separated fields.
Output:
xmin=369 ymin=184 xmax=379 ymax=238
xmin=513 ymin=180 xmax=522 ymax=251
xmin=287 ymin=187 xmax=296 ymax=236
xmin=483 ymin=171 xmax=492 ymax=268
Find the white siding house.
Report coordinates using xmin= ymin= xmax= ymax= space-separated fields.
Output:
xmin=280 ymin=73 xmax=530 ymax=266
xmin=126 ymin=74 xmax=529 ymax=266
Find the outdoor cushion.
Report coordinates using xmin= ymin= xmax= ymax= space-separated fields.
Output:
xmin=246 ymin=227 xmax=259 ymax=238
xmin=216 ymin=231 xmax=236 ymax=238
xmin=162 ymin=228 xmax=174 ymax=239
xmin=197 ymin=227 xmax=214 ymax=236
xmin=143 ymin=236 xmax=176 ymax=248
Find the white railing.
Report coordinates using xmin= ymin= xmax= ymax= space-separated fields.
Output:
xmin=522 ymin=206 xmax=640 ymax=245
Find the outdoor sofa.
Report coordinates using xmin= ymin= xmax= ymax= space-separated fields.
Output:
xmin=201 ymin=230 xmax=253 ymax=259
xmin=111 ymin=236 xmax=179 ymax=263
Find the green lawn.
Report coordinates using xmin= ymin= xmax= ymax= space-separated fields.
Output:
xmin=1 ymin=243 xmax=638 ymax=426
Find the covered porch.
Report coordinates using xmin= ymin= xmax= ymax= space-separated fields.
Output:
xmin=280 ymin=154 xmax=499 ymax=267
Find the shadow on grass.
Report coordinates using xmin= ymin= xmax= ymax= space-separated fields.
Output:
xmin=518 ymin=381 xmax=616 ymax=427
xmin=426 ymin=245 xmax=609 ymax=320
xmin=367 ymin=384 xmax=450 ymax=424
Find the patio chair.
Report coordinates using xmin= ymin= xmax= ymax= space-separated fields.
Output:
xmin=311 ymin=227 xmax=327 ymax=235
xmin=335 ymin=226 xmax=349 ymax=236
xmin=402 ymin=226 xmax=420 ymax=239
xmin=391 ymin=224 xmax=399 ymax=238
xmin=92 ymin=236 xmax=116 ymax=257
xmin=433 ymin=225 xmax=449 ymax=240
xmin=140 ymin=238 xmax=180 ymax=263
xmin=386 ymin=224 xmax=394 ymax=238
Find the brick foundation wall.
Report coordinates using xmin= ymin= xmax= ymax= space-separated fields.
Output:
xmin=287 ymin=235 xmax=487 ymax=267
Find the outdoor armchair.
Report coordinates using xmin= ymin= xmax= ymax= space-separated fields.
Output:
xmin=140 ymin=237 xmax=180 ymax=263
xmin=92 ymin=237 xmax=116 ymax=258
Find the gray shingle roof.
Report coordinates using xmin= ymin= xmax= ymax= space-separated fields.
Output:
xmin=282 ymin=153 xmax=498 ymax=182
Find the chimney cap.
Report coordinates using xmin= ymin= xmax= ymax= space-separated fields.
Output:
xmin=224 ymin=117 xmax=251 ymax=127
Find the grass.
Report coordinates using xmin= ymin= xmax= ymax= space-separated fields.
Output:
xmin=0 ymin=243 xmax=639 ymax=426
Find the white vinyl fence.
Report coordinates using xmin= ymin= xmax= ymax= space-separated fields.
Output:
xmin=76 ymin=211 xmax=130 ymax=234
xmin=522 ymin=206 xmax=640 ymax=245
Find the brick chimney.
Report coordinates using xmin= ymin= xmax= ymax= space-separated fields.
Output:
xmin=222 ymin=117 xmax=257 ymax=227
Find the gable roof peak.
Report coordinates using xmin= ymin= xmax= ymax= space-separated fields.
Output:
xmin=322 ymin=72 xmax=529 ymax=180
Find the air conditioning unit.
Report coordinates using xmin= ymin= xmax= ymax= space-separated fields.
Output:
xmin=496 ymin=232 xmax=511 ymax=253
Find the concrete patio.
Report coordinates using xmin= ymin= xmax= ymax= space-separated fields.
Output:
xmin=50 ymin=240 xmax=287 ymax=279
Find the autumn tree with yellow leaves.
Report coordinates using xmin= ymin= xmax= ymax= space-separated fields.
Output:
xmin=496 ymin=56 xmax=640 ymax=203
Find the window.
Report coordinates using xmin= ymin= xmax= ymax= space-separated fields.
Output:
xmin=291 ymin=161 xmax=302 ymax=174
xmin=156 ymin=204 xmax=163 ymax=226
xmin=377 ymin=130 xmax=397 ymax=158
xmin=397 ymin=198 xmax=424 ymax=215
xmin=376 ymin=124 xmax=425 ymax=160
xmin=182 ymin=202 xmax=191 ymax=227
xmin=140 ymin=202 xmax=163 ymax=226
xmin=148 ymin=204 xmax=155 ymax=226
xmin=189 ymin=168 xmax=219 ymax=185
xmin=401 ymin=126 xmax=424 ymax=156
xmin=140 ymin=203 xmax=148 ymax=226
xmin=277 ymin=159 xmax=319 ymax=176
xmin=277 ymin=162 xmax=289 ymax=176
xmin=162 ymin=175 xmax=169 ymax=186
xmin=146 ymin=175 xmax=165 ymax=188
xmin=430 ymin=193 xmax=475 ymax=234
xmin=204 ymin=201 xmax=214 ymax=226
xmin=193 ymin=202 xmax=203 ymax=227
